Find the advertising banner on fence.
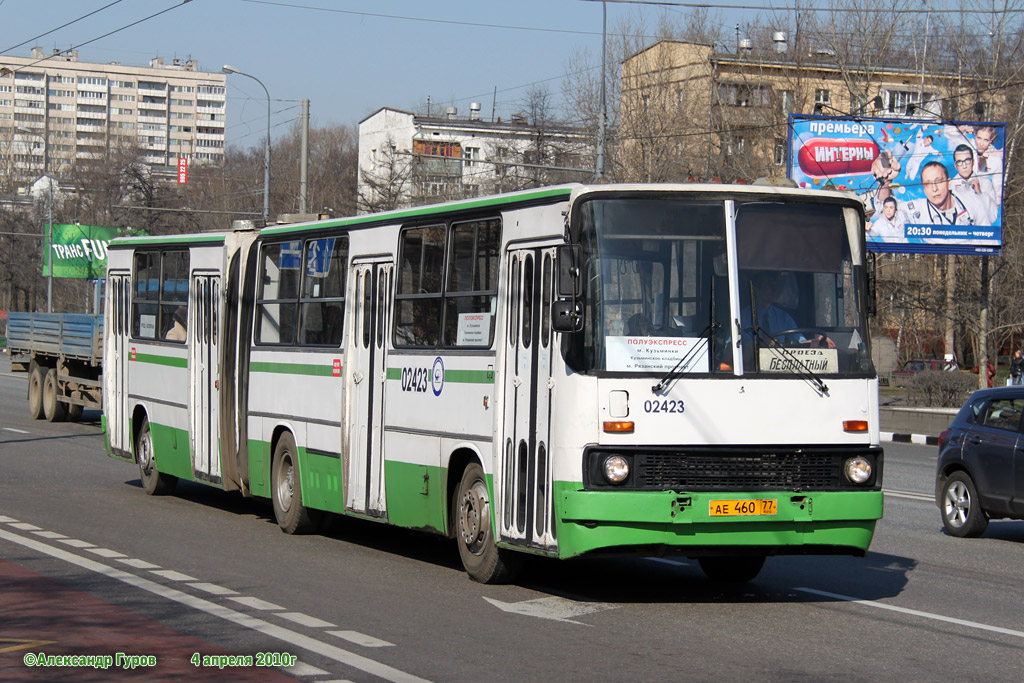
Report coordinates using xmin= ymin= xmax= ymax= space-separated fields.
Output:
xmin=788 ymin=115 xmax=1005 ymax=255
xmin=45 ymin=224 xmax=136 ymax=279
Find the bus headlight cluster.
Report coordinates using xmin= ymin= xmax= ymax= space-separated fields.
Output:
xmin=844 ymin=456 xmax=872 ymax=484
xmin=603 ymin=455 xmax=630 ymax=484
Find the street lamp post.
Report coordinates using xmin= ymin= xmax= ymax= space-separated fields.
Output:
xmin=222 ymin=65 xmax=271 ymax=224
xmin=18 ymin=126 xmax=52 ymax=312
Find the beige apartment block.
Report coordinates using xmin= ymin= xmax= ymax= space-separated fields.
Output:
xmin=620 ymin=39 xmax=999 ymax=184
xmin=0 ymin=47 xmax=226 ymax=182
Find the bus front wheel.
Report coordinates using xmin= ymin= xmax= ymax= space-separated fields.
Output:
xmin=271 ymin=432 xmax=319 ymax=534
xmin=455 ymin=463 xmax=521 ymax=584
xmin=137 ymin=417 xmax=177 ymax=495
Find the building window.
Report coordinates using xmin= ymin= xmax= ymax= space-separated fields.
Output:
xmin=719 ymin=83 xmax=771 ymax=107
xmin=77 ymin=76 xmax=107 ymax=86
xmin=780 ymin=90 xmax=795 ymax=115
xmin=463 ymin=146 xmax=480 ymax=167
xmin=725 ymin=135 xmax=745 ymax=156
xmin=814 ymin=89 xmax=831 ymax=108
xmin=774 ymin=139 xmax=787 ymax=166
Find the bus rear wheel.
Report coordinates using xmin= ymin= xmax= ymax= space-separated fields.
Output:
xmin=271 ymin=432 xmax=319 ymax=534
xmin=137 ymin=417 xmax=177 ymax=495
xmin=455 ymin=463 xmax=521 ymax=584
xmin=698 ymin=555 xmax=766 ymax=583
xmin=27 ymin=363 xmax=44 ymax=420
xmin=43 ymin=368 xmax=67 ymax=422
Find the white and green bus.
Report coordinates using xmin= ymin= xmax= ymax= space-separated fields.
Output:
xmin=103 ymin=183 xmax=883 ymax=583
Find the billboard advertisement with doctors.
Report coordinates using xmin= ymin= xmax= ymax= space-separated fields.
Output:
xmin=788 ymin=115 xmax=1005 ymax=255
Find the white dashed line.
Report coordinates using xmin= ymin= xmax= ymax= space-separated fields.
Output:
xmin=328 ymin=631 xmax=395 ymax=648
xmin=284 ymin=662 xmax=331 ymax=677
xmin=229 ymin=596 xmax=286 ymax=611
xmin=277 ymin=612 xmax=337 ymax=629
xmin=86 ymin=547 xmax=127 ymax=558
xmin=57 ymin=538 xmax=95 ymax=548
xmin=0 ymin=527 xmax=429 ymax=683
xmin=188 ymin=582 xmax=238 ymax=596
xmin=0 ymin=516 xmax=19 ymax=523
xmin=11 ymin=522 xmax=41 ymax=531
xmin=118 ymin=558 xmax=161 ymax=569
xmin=31 ymin=530 xmax=67 ymax=539
xmin=151 ymin=569 xmax=197 ymax=581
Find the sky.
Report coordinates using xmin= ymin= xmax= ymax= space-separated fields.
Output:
xmin=0 ymin=0 xmax=986 ymax=152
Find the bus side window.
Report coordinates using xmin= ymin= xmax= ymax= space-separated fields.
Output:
xmin=394 ymin=225 xmax=445 ymax=348
xmin=444 ymin=218 xmax=500 ymax=348
xmin=300 ymin=235 xmax=347 ymax=346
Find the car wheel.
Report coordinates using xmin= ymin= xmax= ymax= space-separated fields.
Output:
xmin=941 ymin=471 xmax=988 ymax=538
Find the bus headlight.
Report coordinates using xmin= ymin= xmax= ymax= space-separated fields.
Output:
xmin=603 ymin=455 xmax=630 ymax=484
xmin=844 ymin=456 xmax=872 ymax=484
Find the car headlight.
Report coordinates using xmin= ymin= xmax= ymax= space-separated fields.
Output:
xmin=603 ymin=455 xmax=630 ymax=484
xmin=844 ymin=456 xmax=872 ymax=484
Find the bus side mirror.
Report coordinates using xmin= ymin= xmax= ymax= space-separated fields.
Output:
xmin=556 ymin=244 xmax=581 ymax=297
xmin=551 ymin=300 xmax=583 ymax=332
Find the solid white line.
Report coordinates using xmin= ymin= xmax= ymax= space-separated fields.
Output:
xmin=2 ymin=427 xmax=29 ymax=434
xmin=0 ymin=527 xmax=430 ymax=683
xmin=796 ymin=587 xmax=1024 ymax=639
xmin=883 ymin=489 xmax=934 ymax=502
xmin=328 ymin=631 xmax=395 ymax=648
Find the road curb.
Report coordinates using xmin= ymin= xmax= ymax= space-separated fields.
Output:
xmin=881 ymin=431 xmax=938 ymax=446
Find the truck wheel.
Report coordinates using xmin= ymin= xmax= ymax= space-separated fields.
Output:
xmin=137 ymin=417 xmax=177 ymax=495
xmin=43 ymin=368 xmax=67 ymax=422
xmin=28 ymin=364 xmax=44 ymax=420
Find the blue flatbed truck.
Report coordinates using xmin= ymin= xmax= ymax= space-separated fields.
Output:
xmin=7 ymin=312 xmax=102 ymax=421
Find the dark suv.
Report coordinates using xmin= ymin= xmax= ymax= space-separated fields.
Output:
xmin=935 ymin=386 xmax=1024 ymax=537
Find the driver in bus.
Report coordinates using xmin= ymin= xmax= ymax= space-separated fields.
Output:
xmin=741 ymin=271 xmax=834 ymax=348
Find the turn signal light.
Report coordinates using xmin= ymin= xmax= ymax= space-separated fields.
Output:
xmin=603 ymin=421 xmax=635 ymax=433
xmin=843 ymin=420 xmax=868 ymax=432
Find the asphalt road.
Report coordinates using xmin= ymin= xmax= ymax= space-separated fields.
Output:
xmin=2 ymin=363 xmax=1023 ymax=681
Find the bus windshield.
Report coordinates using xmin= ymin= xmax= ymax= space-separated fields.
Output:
xmin=571 ymin=195 xmax=874 ymax=377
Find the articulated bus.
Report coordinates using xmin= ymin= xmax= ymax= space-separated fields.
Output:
xmin=102 ymin=183 xmax=883 ymax=584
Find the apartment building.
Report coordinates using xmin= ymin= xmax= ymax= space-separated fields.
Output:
xmin=0 ymin=47 xmax=226 ymax=179
xmin=619 ymin=39 xmax=998 ymax=183
xmin=357 ymin=105 xmax=594 ymax=212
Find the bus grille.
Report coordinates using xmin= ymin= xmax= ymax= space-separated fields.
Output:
xmin=583 ymin=447 xmax=880 ymax=491
xmin=637 ymin=452 xmax=839 ymax=490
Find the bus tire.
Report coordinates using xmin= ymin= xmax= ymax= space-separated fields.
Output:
xmin=455 ymin=462 xmax=522 ymax=584
xmin=28 ymin=363 xmax=45 ymax=420
xmin=43 ymin=368 xmax=67 ymax=422
xmin=137 ymin=417 xmax=177 ymax=495
xmin=271 ymin=432 xmax=319 ymax=534
xmin=698 ymin=555 xmax=766 ymax=583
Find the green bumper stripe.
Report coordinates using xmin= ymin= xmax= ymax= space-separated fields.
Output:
xmin=133 ymin=353 xmax=187 ymax=368
xmin=251 ymin=361 xmax=340 ymax=377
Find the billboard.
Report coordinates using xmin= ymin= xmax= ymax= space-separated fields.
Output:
xmin=45 ymin=224 xmax=140 ymax=279
xmin=788 ymin=115 xmax=1006 ymax=255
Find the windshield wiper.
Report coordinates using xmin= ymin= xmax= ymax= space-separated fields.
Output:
xmin=651 ymin=322 xmax=720 ymax=394
xmin=750 ymin=325 xmax=830 ymax=394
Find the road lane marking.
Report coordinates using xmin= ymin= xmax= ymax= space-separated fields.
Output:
xmin=328 ymin=631 xmax=395 ymax=648
xmin=118 ymin=558 xmax=161 ymax=569
xmin=151 ymin=569 xmax=196 ymax=581
xmin=57 ymin=538 xmax=95 ymax=548
xmin=0 ymin=527 xmax=430 ymax=683
xmin=86 ymin=547 xmax=127 ymax=558
xmin=483 ymin=596 xmax=617 ymax=625
xmin=796 ymin=587 xmax=1024 ymax=639
xmin=188 ymin=582 xmax=238 ymax=596
xmin=2 ymin=427 xmax=29 ymax=434
xmin=229 ymin=596 xmax=286 ymax=611
xmin=646 ymin=558 xmax=690 ymax=567
xmin=884 ymin=489 xmax=935 ymax=502
xmin=0 ymin=516 xmax=19 ymax=523
xmin=277 ymin=612 xmax=337 ymax=628
xmin=11 ymin=523 xmax=41 ymax=531
xmin=31 ymin=530 xmax=67 ymax=539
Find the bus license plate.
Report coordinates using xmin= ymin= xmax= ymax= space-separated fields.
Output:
xmin=709 ymin=499 xmax=777 ymax=516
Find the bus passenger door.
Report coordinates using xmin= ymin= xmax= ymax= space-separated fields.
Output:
xmin=105 ymin=271 xmax=133 ymax=460
xmin=345 ymin=260 xmax=392 ymax=517
xmin=500 ymin=247 xmax=557 ymax=550
xmin=189 ymin=273 xmax=221 ymax=482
